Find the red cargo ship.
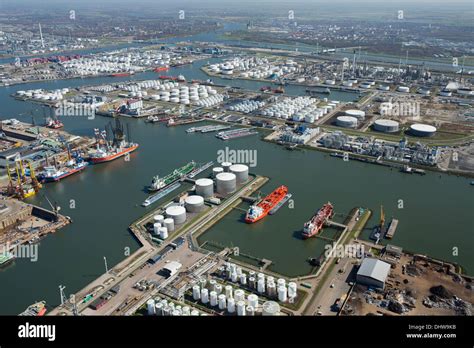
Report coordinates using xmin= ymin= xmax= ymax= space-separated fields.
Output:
xmin=88 ymin=143 xmax=138 ymax=164
xmin=302 ymin=202 xmax=334 ymax=239
xmin=245 ymin=185 xmax=288 ymax=223
xmin=154 ymin=66 xmax=169 ymax=72
xmin=110 ymin=72 xmax=133 ymax=77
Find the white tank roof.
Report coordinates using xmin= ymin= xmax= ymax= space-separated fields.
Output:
xmin=337 ymin=116 xmax=358 ymax=123
xmin=166 ymin=205 xmax=186 ymax=216
xmin=345 ymin=109 xmax=365 ymax=117
xmin=375 ymin=119 xmax=399 ymax=127
xmin=216 ymin=172 xmax=236 ymax=181
xmin=410 ymin=123 xmax=437 ymax=133
xmin=185 ymin=195 xmax=204 ymax=205
xmin=230 ymin=164 xmax=249 ymax=172
xmin=195 ymin=178 xmax=213 ymax=186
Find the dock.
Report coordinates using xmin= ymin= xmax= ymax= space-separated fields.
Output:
xmin=385 ymin=218 xmax=399 ymax=239
xmin=142 ymin=182 xmax=182 ymax=207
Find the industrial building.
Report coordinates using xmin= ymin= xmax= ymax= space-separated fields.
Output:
xmin=161 ymin=261 xmax=182 ymax=278
xmin=356 ymin=258 xmax=391 ymax=289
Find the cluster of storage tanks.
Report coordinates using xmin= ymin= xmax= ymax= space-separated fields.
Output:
xmin=260 ymin=96 xmax=322 ymax=121
xmin=147 ymin=296 xmax=204 ymax=316
xmin=212 ymin=163 xmax=249 ymax=196
xmin=188 ymin=262 xmax=298 ymax=315
xmin=209 ymin=57 xmax=299 ymax=79
xmin=118 ymin=80 xmax=221 ymax=106
xmin=192 ymin=275 xmax=285 ymax=316
xmin=228 ymin=100 xmax=265 ymax=113
xmin=16 ymin=88 xmax=69 ymax=101
xmin=152 ymin=214 xmax=175 ymax=240
xmin=59 ymin=51 xmax=178 ymax=76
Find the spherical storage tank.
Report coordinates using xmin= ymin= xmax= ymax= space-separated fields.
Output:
xmin=262 ymin=301 xmax=281 ymax=316
xmin=410 ymin=123 xmax=437 ymax=137
xmin=373 ymin=119 xmax=400 ymax=133
xmin=229 ymin=164 xmax=249 ymax=184
xmin=216 ymin=172 xmax=236 ymax=195
xmin=336 ymin=116 xmax=358 ymax=128
xmin=345 ymin=109 xmax=365 ymax=120
xmin=165 ymin=205 xmax=186 ymax=224
xmin=185 ymin=195 xmax=204 ymax=213
xmin=195 ymin=178 xmax=214 ymax=198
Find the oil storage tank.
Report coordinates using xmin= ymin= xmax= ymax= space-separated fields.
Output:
xmin=216 ymin=172 xmax=236 ymax=195
xmin=229 ymin=164 xmax=249 ymax=184
xmin=409 ymin=123 xmax=436 ymax=137
xmin=336 ymin=116 xmax=358 ymax=128
xmin=165 ymin=205 xmax=186 ymax=224
xmin=195 ymin=178 xmax=214 ymax=198
xmin=373 ymin=119 xmax=399 ymax=133
xmin=212 ymin=167 xmax=224 ymax=177
xmin=262 ymin=301 xmax=280 ymax=316
xmin=163 ymin=218 xmax=175 ymax=232
xmin=345 ymin=109 xmax=365 ymax=120
xmin=185 ymin=195 xmax=204 ymax=213
xmin=221 ymin=162 xmax=232 ymax=172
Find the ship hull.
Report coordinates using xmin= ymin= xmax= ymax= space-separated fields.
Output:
xmin=245 ymin=185 xmax=288 ymax=224
xmin=89 ymin=145 xmax=139 ymax=164
xmin=42 ymin=164 xmax=87 ymax=182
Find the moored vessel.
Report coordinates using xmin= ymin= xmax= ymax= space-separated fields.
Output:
xmin=148 ymin=161 xmax=196 ymax=192
xmin=245 ymin=185 xmax=288 ymax=223
xmin=302 ymin=202 xmax=334 ymax=239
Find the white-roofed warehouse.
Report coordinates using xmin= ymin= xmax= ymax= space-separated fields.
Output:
xmin=356 ymin=258 xmax=391 ymax=289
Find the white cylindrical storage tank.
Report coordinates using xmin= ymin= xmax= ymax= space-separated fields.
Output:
xmin=210 ymin=291 xmax=218 ymax=306
xmin=246 ymin=305 xmax=255 ymax=316
xmin=247 ymin=294 xmax=259 ymax=309
xmin=165 ymin=205 xmax=186 ymax=224
xmin=373 ymin=119 xmax=400 ymax=133
xmin=182 ymin=306 xmax=190 ymax=316
xmin=345 ymin=109 xmax=365 ymax=120
xmin=218 ymin=294 xmax=227 ymax=310
xmin=231 ymin=272 xmax=238 ymax=282
xmin=227 ymin=298 xmax=236 ymax=313
xmin=336 ymin=116 xmax=358 ymax=128
xmin=155 ymin=302 xmax=163 ymax=316
xmin=153 ymin=223 xmax=161 ymax=235
xmin=236 ymin=301 xmax=246 ymax=316
xmin=229 ymin=164 xmax=249 ymax=184
xmin=216 ymin=172 xmax=236 ymax=195
xmin=234 ymin=289 xmax=245 ymax=302
xmin=162 ymin=306 xmax=171 ymax=316
xmin=199 ymin=278 xmax=207 ymax=288
xmin=225 ymin=285 xmax=233 ymax=298
xmin=172 ymin=310 xmax=180 ymax=316
xmin=195 ymin=178 xmax=214 ymax=198
xmin=409 ymin=123 xmax=437 ymax=137
xmin=212 ymin=167 xmax=224 ymax=177
xmin=267 ymin=282 xmax=277 ymax=297
xmin=249 ymin=277 xmax=256 ymax=289
xmin=262 ymin=301 xmax=281 ymax=316
xmin=201 ymin=288 xmax=209 ymax=304
xmin=163 ymin=218 xmax=175 ymax=232
xmin=209 ymin=279 xmax=216 ymax=290
xmin=288 ymin=282 xmax=297 ymax=298
xmin=185 ymin=195 xmax=204 ymax=213
xmin=397 ymin=86 xmax=410 ymax=93
xmin=159 ymin=227 xmax=168 ymax=239
xmin=147 ymin=299 xmax=155 ymax=315
xmin=190 ymin=309 xmax=199 ymax=316
xmin=192 ymin=285 xmax=201 ymax=300
xmin=153 ymin=215 xmax=164 ymax=224
xmin=278 ymin=286 xmax=288 ymax=302
xmin=257 ymin=279 xmax=266 ymax=294
xmin=215 ymin=284 xmax=222 ymax=294
xmin=221 ymin=162 xmax=232 ymax=172
xmin=277 ymin=278 xmax=286 ymax=288
xmin=239 ymin=273 xmax=247 ymax=285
